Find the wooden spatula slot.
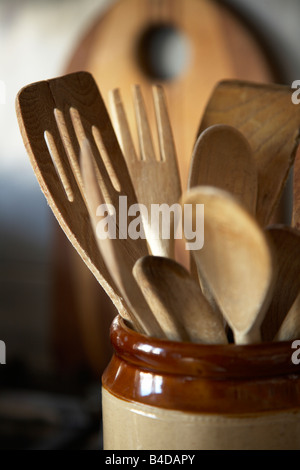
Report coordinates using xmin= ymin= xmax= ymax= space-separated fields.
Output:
xmin=43 ymin=129 xmax=74 ymax=203
xmin=91 ymin=125 xmax=121 ymax=193
xmin=53 ymin=107 xmax=83 ymax=192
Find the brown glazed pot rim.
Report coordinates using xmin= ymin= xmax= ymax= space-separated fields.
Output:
xmin=110 ymin=315 xmax=300 ymax=379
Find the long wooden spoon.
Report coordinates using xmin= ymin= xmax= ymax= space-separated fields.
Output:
xmin=188 ymin=124 xmax=257 ymax=215
xmin=133 ymin=255 xmax=228 ymax=344
xmin=261 ymin=225 xmax=300 ymax=342
xmin=187 ymin=124 xmax=257 ymax=313
xmin=181 ymin=186 xmax=274 ymax=344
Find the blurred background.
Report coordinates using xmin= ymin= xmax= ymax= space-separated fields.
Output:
xmin=1 ymin=0 xmax=300 ymax=450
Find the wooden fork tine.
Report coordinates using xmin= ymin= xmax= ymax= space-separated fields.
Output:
xmin=152 ymin=85 xmax=178 ymax=164
xmin=109 ymin=88 xmax=138 ymax=163
xmin=133 ymin=84 xmax=156 ymax=161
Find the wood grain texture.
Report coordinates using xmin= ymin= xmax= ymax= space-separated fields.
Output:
xmin=197 ymin=80 xmax=300 ymax=226
xmin=187 ymin=124 xmax=258 ymax=318
xmin=261 ymin=225 xmax=300 ymax=342
xmin=15 ymin=71 xmax=142 ymax=323
xmin=292 ymin=146 xmax=300 ymax=230
xmin=182 ymin=186 xmax=274 ymax=344
xmin=56 ymin=0 xmax=276 ymax=368
xmin=80 ymin=139 xmax=165 ymax=338
xmin=188 ymin=124 xmax=257 ymax=215
xmin=275 ymin=292 xmax=300 ymax=342
xmin=66 ymin=0 xmax=275 ymax=189
xmin=133 ymin=255 xmax=227 ymax=344
xmin=110 ymin=84 xmax=181 ymax=258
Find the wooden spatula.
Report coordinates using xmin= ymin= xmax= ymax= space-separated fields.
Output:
xmin=197 ymin=80 xmax=300 ymax=226
xmin=181 ymin=186 xmax=274 ymax=344
xmin=133 ymin=255 xmax=228 ymax=344
xmin=15 ymin=71 xmax=155 ymax=333
xmin=261 ymin=225 xmax=300 ymax=342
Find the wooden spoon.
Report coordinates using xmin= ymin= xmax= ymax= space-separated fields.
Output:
xmin=197 ymin=80 xmax=300 ymax=226
xmin=187 ymin=124 xmax=257 ymax=315
xmin=181 ymin=186 xmax=274 ymax=344
xmin=275 ymin=293 xmax=300 ymax=342
xmin=261 ymin=225 xmax=300 ymax=342
xmin=133 ymin=255 xmax=228 ymax=344
xmin=188 ymin=124 xmax=257 ymax=215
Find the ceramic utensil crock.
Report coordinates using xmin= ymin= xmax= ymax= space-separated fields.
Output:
xmin=102 ymin=315 xmax=300 ymax=450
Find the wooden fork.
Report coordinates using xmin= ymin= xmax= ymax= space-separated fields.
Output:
xmin=15 ymin=71 xmax=163 ymax=337
xmin=109 ymin=84 xmax=182 ymax=259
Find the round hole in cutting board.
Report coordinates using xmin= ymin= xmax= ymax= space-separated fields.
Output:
xmin=136 ymin=24 xmax=191 ymax=81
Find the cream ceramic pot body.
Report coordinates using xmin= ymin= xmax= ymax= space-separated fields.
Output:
xmin=102 ymin=316 xmax=300 ymax=450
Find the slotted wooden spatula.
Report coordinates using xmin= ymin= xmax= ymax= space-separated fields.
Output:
xmin=15 ymin=71 xmax=151 ymax=331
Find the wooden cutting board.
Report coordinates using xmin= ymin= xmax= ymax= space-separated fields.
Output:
xmin=66 ymin=0 xmax=275 ymax=188
xmin=53 ymin=0 xmax=276 ymax=376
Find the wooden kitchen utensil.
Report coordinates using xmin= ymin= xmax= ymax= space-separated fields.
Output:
xmin=188 ymin=124 xmax=257 ymax=215
xmin=181 ymin=186 xmax=274 ymax=344
xmin=80 ymin=139 xmax=165 ymax=338
xmin=197 ymin=81 xmax=300 ymax=226
xmin=261 ymin=225 xmax=300 ymax=342
xmin=60 ymin=0 xmax=276 ymax=370
xmin=133 ymin=255 xmax=228 ymax=344
xmin=275 ymin=293 xmax=300 ymax=342
xmin=187 ymin=124 xmax=257 ymax=314
xmin=292 ymin=146 xmax=300 ymax=230
xmin=110 ymin=84 xmax=181 ymax=258
xmin=15 ymin=70 xmax=160 ymax=335
xmin=66 ymin=0 xmax=275 ymax=188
